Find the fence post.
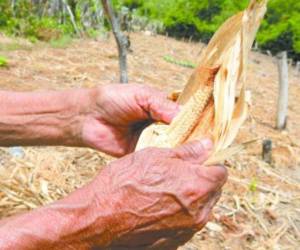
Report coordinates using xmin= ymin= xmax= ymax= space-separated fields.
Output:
xmin=296 ymin=61 xmax=300 ymax=77
xmin=276 ymin=51 xmax=289 ymax=130
xmin=262 ymin=139 xmax=272 ymax=164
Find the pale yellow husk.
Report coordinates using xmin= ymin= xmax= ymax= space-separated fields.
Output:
xmin=136 ymin=0 xmax=268 ymax=165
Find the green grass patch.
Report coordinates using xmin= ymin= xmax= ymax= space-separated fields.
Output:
xmin=163 ymin=55 xmax=196 ymax=68
xmin=0 ymin=56 xmax=8 ymax=67
xmin=249 ymin=178 xmax=258 ymax=192
xmin=0 ymin=41 xmax=32 ymax=51
xmin=49 ymin=35 xmax=73 ymax=49
xmin=86 ymin=28 xmax=102 ymax=39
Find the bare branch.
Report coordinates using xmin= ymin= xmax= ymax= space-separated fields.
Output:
xmin=101 ymin=0 xmax=129 ymax=83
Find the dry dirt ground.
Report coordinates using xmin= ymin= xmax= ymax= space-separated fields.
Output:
xmin=0 ymin=32 xmax=299 ymax=249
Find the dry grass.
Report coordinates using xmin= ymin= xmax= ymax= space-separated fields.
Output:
xmin=0 ymin=32 xmax=299 ymax=249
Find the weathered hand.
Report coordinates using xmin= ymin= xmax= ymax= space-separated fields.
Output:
xmin=86 ymin=139 xmax=227 ymax=249
xmin=81 ymin=84 xmax=179 ymax=157
xmin=0 ymin=140 xmax=227 ymax=250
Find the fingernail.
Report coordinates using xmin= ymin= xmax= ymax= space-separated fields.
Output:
xmin=201 ymin=138 xmax=213 ymax=150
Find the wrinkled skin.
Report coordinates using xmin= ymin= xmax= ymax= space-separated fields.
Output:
xmin=81 ymin=84 xmax=179 ymax=156
xmin=0 ymin=85 xmax=227 ymax=250
xmin=0 ymin=141 xmax=227 ymax=250
xmin=82 ymin=140 xmax=227 ymax=250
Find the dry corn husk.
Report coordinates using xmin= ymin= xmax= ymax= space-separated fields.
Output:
xmin=136 ymin=0 xmax=268 ymax=165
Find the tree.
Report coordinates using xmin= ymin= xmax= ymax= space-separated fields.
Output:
xmin=101 ymin=0 xmax=129 ymax=83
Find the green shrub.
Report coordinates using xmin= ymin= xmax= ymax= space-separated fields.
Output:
xmin=86 ymin=28 xmax=109 ymax=39
xmin=0 ymin=56 xmax=8 ymax=67
xmin=117 ymin=0 xmax=300 ymax=61
xmin=50 ymin=35 xmax=73 ymax=49
xmin=0 ymin=42 xmax=32 ymax=51
xmin=1 ymin=0 xmax=299 ymax=60
xmin=163 ymin=55 xmax=196 ymax=68
xmin=256 ymin=0 xmax=300 ymax=60
xmin=0 ymin=1 xmax=77 ymax=41
xmin=4 ymin=17 xmax=73 ymax=41
xmin=117 ymin=0 xmax=248 ymax=42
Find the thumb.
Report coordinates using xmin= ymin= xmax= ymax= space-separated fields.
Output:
xmin=173 ymin=139 xmax=213 ymax=164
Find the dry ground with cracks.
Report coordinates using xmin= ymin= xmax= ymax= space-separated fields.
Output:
xmin=0 ymin=32 xmax=299 ymax=249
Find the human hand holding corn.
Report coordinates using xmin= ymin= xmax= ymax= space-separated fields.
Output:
xmin=0 ymin=139 xmax=226 ymax=249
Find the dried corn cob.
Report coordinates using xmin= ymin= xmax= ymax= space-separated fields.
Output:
xmin=188 ymin=99 xmax=214 ymax=141
xmin=167 ymin=86 xmax=213 ymax=147
xmin=136 ymin=0 xmax=268 ymax=164
xmin=135 ymin=67 xmax=219 ymax=150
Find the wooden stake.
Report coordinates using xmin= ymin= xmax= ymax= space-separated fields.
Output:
xmin=262 ymin=139 xmax=272 ymax=164
xmin=276 ymin=51 xmax=289 ymax=130
xmin=296 ymin=61 xmax=300 ymax=77
xmin=101 ymin=0 xmax=128 ymax=83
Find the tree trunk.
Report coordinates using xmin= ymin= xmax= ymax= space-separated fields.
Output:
xmin=62 ymin=0 xmax=81 ymax=35
xmin=11 ymin=0 xmax=16 ymax=17
xmin=60 ymin=0 xmax=66 ymax=24
xmin=101 ymin=0 xmax=128 ymax=83
xmin=49 ymin=0 xmax=60 ymax=16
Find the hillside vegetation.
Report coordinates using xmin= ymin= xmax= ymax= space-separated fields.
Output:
xmin=0 ymin=0 xmax=299 ymax=61
xmin=117 ymin=0 xmax=300 ymax=61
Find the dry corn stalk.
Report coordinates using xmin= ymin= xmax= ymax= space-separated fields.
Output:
xmin=136 ymin=0 xmax=268 ymax=165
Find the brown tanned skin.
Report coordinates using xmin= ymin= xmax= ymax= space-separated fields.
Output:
xmin=0 ymin=84 xmax=179 ymax=156
xmin=0 ymin=84 xmax=227 ymax=249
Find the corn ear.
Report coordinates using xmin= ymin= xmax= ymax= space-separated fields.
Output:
xmin=136 ymin=0 xmax=268 ymax=165
xmin=188 ymin=99 xmax=214 ymax=141
xmin=167 ymin=86 xmax=213 ymax=147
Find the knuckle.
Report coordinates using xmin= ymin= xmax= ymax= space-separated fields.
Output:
xmin=175 ymin=141 xmax=209 ymax=163
xmin=194 ymin=165 xmax=228 ymax=187
xmin=182 ymin=183 xmax=198 ymax=199
xmin=139 ymin=147 xmax=171 ymax=158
